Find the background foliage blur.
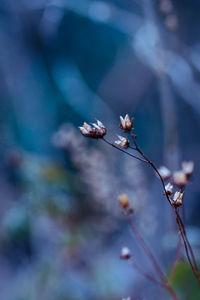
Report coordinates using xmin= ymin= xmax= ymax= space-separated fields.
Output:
xmin=1 ymin=0 xmax=200 ymax=299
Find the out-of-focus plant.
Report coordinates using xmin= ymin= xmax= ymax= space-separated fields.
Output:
xmin=79 ymin=114 xmax=199 ymax=299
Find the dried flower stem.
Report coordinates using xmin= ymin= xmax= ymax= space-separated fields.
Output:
xmin=126 ymin=211 xmax=166 ymax=281
xmin=79 ymin=116 xmax=199 ymax=295
xmin=130 ymin=133 xmax=172 ymax=205
xmin=102 ymin=138 xmax=148 ymax=164
xmin=129 ymin=260 xmax=164 ymax=286
xmin=169 ymin=235 xmax=182 ymax=284
xmin=129 ymin=132 xmax=200 ymax=285
xmin=126 ymin=210 xmax=179 ymax=300
xmin=174 ymin=208 xmax=200 ymax=283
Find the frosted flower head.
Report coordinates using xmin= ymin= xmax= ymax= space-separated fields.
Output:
xmin=173 ymin=170 xmax=187 ymax=187
xmin=118 ymin=193 xmax=130 ymax=209
xmin=158 ymin=166 xmax=171 ymax=180
xmin=120 ymin=114 xmax=134 ymax=131
xmin=120 ymin=246 xmax=131 ymax=260
xmin=172 ymin=191 xmax=184 ymax=207
xmin=182 ymin=161 xmax=194 ymax=177
xmin=165 ymin=183 xmax=173 ymax=196
xmin=115 ymin=136 xmax=130 ymax=149
xmin=79 ymin=120 xmax=106 ymax=139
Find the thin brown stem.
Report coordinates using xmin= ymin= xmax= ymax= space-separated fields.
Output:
xmin=126 ymin=211 xmax=179 ymax=300
xmin=176 ymin=210 xmax=198 ymax=271
xmin=129 ymin=145 xmax=137 ymax=151
xmin=174 ymin=209 xmax=198 ymax=279
xmin=129 ymin=260 xmax=164 ymax=286
xmin=169 ymin=234 xmax=182 ymax=284
xmin=129 ymin=131 xmax=200 ymax=284
xmin=102 ymin=138 xmax=148 ymax=164
xmin=164 ymin=282 xmax=180 ymax=300
xmin=125 ymin=211 xmax=166 ymax=282
xmin=129 ymin=132 xmax=172 ymax=205
xmin=174 ymin=209 xmax=200 ymax=284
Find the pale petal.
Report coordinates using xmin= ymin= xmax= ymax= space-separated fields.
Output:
xmin=83 ymin=122 xmax=92 ymax=131
xmin=97 ymin=120 xmax=105 ymax=128
xmin=120 ymin=116 xmax=125 ymax=127
xmin=125 ymin=114 xmax=130 ymax=123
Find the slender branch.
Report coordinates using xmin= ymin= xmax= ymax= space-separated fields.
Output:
xmin=129 ymin=260 xmax=164 ymax=286
xmin=129 ymin=145 xmax=137 ymax=151
xmin=169 ymin=234 xmax=182 ymax=284
xmin=126 ymin=210 xmax=179 ymax=300
xmin=174 ymin=209 xmax=198 ymax=281
xmin=125 ymin=210 xmax=166 ymax=282
xmin=176 ymin=210 xmax=198 ymax=271
xmin=102 ymin=138 xmax=148 ymax=164
xmin=102 ymin=134 xmax=179 ymax=299
xmin=174 ymin=209 xmax=200 ymax=284
xmin=129 ymin=132 xmax=172 ymax=205
xmin=129 ymin=131 xmax=200 ymax=284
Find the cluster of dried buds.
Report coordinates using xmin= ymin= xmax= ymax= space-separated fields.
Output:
xmin=160 ymin=162 xmax=193 ymax=208
xmin=158 ymin=161 xmax=194 ymax=184
xmin=157 ymin=161 xmax=194 ymax=207
xmin=79 ymin=114 xmax=134 ymax=148
xmin=165 ymin=183 xmax=184 ymax=207
xmin=79 ymin=115 xmax=194 ymax=210
xmin=158 ymin=161 xmax=194 ymax=186
xmin=79 ymin=120 xmax=106 ymax=139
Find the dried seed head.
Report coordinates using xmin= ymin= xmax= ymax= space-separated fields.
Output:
xmin=120 ymin=246 xmax=131 ymax=260
xmin=118 ymin=193 xmax=130 ymax=209
xmin=182 ymin=161 xmax=194 ymax=177
xmin=79 ymin=120 xmax=106 ymax=139
xmin=173 ymin=170 xmax=187 ymax=187
xmin=172 ymin=191 xmax=184 ymax=207
xmin=120 ymin=114 xmax=134 ymax=131
xmin=122 ymin=297 xmax=131 ymax=300
xmin=165 ymin=182 xmax=173 ymax=196
xmin=158 ymin=166 xmax=171 ymax=180
xmin=115 ymin=136 xmax=130 ymax=148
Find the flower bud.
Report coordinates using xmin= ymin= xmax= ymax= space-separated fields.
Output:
xmin=173 ymin=170 xmax=187 ymax=187
xmin=120 ymin=246 xmax=131 ymax=260
xmin=172 ymin=191 xmax=184 ymax=207
xmin=118 ymin=193 xmax=130 ymax=209
xmin=115 ymin=136 xmax=130 ymax=148
xmin=182 ymin=161 xmax=194 ymax=177
xmin=120 ymin=114 xmax=134 ymax=131
xmin=158 ymin=166 xmax=171 ymax=180
xmin=79 ymin=120 xmax=106 ymax=139
xmin=165 ymin=182 xmax=173 ymax=196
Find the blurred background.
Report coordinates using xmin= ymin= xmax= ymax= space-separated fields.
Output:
xmin=0 ymin=0 xmax=200 ymax=299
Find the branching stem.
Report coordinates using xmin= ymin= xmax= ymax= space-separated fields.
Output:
xmin=129 ymin=131 xmax=200 ymax=285
xmin=126 ymin=210 xmax=179 ymax=300
xmin=102 ymin=138 xmax=148 ymax=164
